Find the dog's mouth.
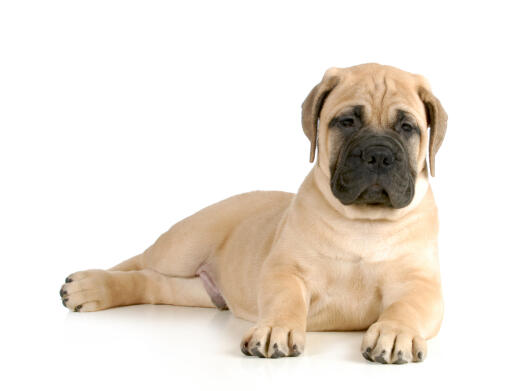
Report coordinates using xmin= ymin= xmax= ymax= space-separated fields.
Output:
xmin=354 ymin=184 xmax=391 ymax=206
xmin=332 ymin=176 xmax=414 ymax=209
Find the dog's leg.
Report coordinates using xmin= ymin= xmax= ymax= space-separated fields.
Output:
xmin=60 ymin=203 xmax=233 ymax=310
xmin=361 ymin=278 xmax=443 ymax=364
xmin=59 ymin=240 xmax=213 ymax=312
xmin=60 ymin=269 xmax=215 ymax=312
xmin=240 ymin=268 xmax=308 ymax=358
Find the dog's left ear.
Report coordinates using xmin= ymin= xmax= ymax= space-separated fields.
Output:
xmin=301 ymin=69 xmax=340 ymax=163
xmin=418 ymin=85 xmax=448 ymax=177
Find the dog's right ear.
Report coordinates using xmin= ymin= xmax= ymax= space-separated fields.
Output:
xmin=301 ymin=69 xmax=340 ymax=163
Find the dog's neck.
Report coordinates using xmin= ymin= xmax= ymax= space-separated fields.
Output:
xmin=296 ymin=165 xmax=432 ymax=223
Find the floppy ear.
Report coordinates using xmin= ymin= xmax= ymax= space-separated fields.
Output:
xmin=418 ymin=86 xmax=448 ymax=177
xmin=301 ymin=70 xmax=340 ymax=163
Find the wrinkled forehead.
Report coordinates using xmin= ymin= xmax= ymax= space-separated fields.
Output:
xmin=323 ymin=69 xmax=428 ymax=129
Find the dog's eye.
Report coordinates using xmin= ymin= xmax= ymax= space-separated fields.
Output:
xmin=400 ymin=122 xmax=413 ymax=132
xmin=339 ymin=118 xmax=355 ymax=128
xmin=329 ymin=114 xmax=360 ymax=131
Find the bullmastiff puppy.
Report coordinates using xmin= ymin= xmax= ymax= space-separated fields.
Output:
xmin=60 ymin=63 xmax=447 ymax=364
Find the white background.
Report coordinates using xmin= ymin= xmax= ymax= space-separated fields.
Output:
xmin=1 ymin=1 xmax=510 ymax=390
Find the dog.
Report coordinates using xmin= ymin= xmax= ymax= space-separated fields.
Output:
xmin=60 ymin=63 xmax=447 ymax=364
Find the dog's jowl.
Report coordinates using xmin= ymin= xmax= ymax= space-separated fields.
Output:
xmin=60 ymin=63 xmax=447 ymax=364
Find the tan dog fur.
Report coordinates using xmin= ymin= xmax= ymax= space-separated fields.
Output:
xmin=60 ymin=63 xmax=447 ymax=364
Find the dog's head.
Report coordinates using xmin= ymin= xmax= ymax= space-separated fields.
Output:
xmin=302 ymin=64 xmax=447 ymax=211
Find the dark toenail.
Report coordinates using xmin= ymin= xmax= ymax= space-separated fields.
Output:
xmin=241 ymin=343 xmax=250 ymax=356
xmin=418 ymin=351 xmax=423 ymax=360
xmin=255 ymin=341 xmax=261 ymax=347
xmin=59 ymin=288 xmax=67 ymax=297
xmin=74 ymin=304 xmax=82 ymax=312
xmin=398 ymin=351 xmax=403 ymax=357
xmin=374 ymin=353 xmax=387 ymax=364
xmin=251 ymin=347 xmax=265 ymax=358
xmin=65 ymin=277 xmax=73 ymax=283
xmin=271 ymin=348 xmax=285 ymax=358
xmin=381 ymin=350 xmax=386 ymax=354
xmin=61 ymin=298 xmax=68 ymax=308
xmin=365 ymin=347 xmax=372 ymax=353
xmin=362 ymin=351 xmax=374 ymax=362
xmin=273 ymin=343 xmax=278 ymax=349
xmin=290 ymin=345 xmax=302 ymax=357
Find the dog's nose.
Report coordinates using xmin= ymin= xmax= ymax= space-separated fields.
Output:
xmin=362 ymin=145 xmax=395 ymax=171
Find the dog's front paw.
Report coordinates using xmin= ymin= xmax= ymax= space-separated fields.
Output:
xmin=240 ymin=325 xmax=305 ymax=358
xmin=361 ymin=321 xmax=427 ymax=364
xmin=59 ymin=269 xmax=113 ymax=312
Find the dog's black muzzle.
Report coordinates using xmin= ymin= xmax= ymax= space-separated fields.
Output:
xmin=330 ymin=132 xmax=415 ymax=209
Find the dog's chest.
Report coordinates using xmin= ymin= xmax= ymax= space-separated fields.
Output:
xmin=298 ymin=210 xmax=416 ymax=330
xmin=306 ymin=258 xmax=382 ymax=331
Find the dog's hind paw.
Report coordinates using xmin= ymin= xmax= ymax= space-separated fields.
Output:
xmin=59 ymin=269 xmax=113 ymax=312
